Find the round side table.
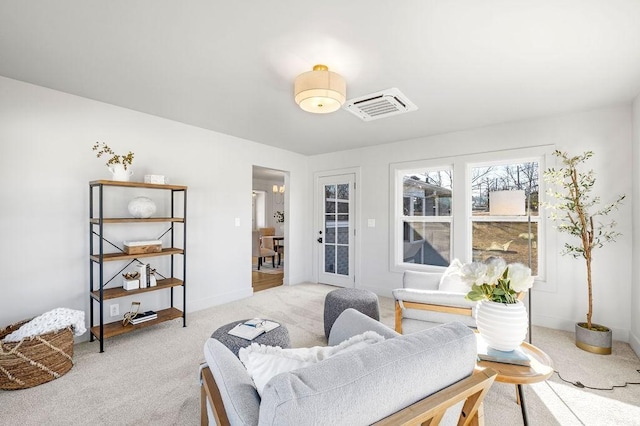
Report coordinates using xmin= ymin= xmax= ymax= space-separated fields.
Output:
xmin=475 ymin=339 xmax=554 ymax=426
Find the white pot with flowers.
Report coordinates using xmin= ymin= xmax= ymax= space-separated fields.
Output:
xmin=463 ymin=258 xmax=534 ymax=351
xmin=92 ymin=142 xmax=135 ymax=181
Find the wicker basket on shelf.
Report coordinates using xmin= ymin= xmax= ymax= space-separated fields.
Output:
xmin=0 ymin=319 xmax=74 ymax=390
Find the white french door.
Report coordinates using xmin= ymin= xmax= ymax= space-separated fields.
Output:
xmin=317 ymin=174 xmax=355 ymax=287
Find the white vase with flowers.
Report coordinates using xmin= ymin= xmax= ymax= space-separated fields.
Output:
xmin=92 ymin=142 xmax=134 ymax=181
xmin=463 ymin=258 xmax=534 ymax=351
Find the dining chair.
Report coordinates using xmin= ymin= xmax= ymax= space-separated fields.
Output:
xmin=252 ymin=230 xmax=276 ymax=270
xmin=259 ymin=227 xmax=279 ymax=265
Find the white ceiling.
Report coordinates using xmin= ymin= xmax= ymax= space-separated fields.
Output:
xmin=2 ymin=1 xmax=640 ymax=155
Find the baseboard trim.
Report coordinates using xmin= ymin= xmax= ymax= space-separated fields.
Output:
xmin=357 ymin=284 xmax=395 ymax=299
xmin=533 ymin=314 xmax=630 ymax=342
xmin=188 ymin=288 xmax=253 ymax=313
xmin=629 ymin=330 xmax=640 ymax=358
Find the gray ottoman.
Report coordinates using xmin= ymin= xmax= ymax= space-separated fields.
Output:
xmin=324 ymin=288 xmax=380 ymax=338
xmin=211 ymin=319 xmax=290 ymax=357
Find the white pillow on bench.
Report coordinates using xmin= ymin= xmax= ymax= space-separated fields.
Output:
xmin=438 ymin=259 xmax=470 ymax=293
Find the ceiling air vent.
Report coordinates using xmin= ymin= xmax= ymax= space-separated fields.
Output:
xmin=344 ymin=88 xmax=417 ymax=122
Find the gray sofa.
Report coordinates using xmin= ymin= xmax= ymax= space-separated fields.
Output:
xmin=200 ymin=308 xmax=495 ymax=426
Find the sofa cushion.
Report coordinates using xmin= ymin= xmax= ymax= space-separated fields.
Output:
xmin=393 ymin=287 xmax=478 ymax=328
xmin=204 ymin=338 xmax=261 ymax=426
xmin=393 ymin=287 xmax=476 ymax=309
xmin=402 ymin=270 xmax=440 ymax=291
xmin=238 ymin=331 xmax=385 ymax=396
xmin=258 ymin=322 xmax=476 ymax=426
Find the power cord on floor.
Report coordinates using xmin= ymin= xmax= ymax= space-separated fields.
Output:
xmin=554 ymin=369 xmax=640 ymax=390
xmin=545 ymin=369 xmax=640 ymax=425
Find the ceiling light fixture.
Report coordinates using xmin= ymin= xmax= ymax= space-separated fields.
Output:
xmin=294 ymin=64 xmax=346 ymax=114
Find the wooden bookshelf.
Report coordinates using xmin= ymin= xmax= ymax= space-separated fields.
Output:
xmin=90 ymin=217 xmax=185 ymax=224
xmin=89 ymin=180 xmax=187 ymax=191
xmin=90 ymin=247 xmax=184 ymax=263
xmin=89 ymin=180 xmax=187 ymax=352
xmin=90 ymin=307 xmax=183 ymax=340
xmin=91 ymin=278 xmax=184 ymax=301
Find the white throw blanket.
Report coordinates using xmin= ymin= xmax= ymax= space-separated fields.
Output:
xmin=3 ymin=308 xmax=86 ymax=342
xmin=238 ymin=330 xmax=385 ymax=395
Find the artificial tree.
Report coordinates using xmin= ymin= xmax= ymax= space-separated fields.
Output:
xmin=544 ymin=150 xmax=625 ymax=334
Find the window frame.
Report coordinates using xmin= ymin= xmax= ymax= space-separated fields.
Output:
xmin=467 ymin=157 xmax=543 ymax=279
xmin=390 ymin=146 xmax=554 ymax=289
xmin=402 ymin=169 xmax=454 ymax=267
xmin=391 ymin=162 xmax=454 ymax=272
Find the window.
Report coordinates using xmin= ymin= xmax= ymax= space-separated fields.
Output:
xmin=391 ymin=148 xmax=547 ymax=278
xmin=396 ymin=167 xmax=453 ymax=268
xmin=470 ymin=161 xmax=539 ymax=275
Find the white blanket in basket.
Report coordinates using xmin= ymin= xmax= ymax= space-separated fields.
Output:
xmin=3 ymin=308 xmax=86 ymax=342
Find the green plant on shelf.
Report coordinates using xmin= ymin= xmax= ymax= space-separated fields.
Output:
xmin=92 ymin=142 xmax=134 ymax=170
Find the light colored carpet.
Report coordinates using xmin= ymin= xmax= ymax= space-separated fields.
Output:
xmin=1 ymin=283 xmax=639 ymax=425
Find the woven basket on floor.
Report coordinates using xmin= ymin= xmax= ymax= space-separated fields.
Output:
xmin=0 ymin=319 xmax=74 ymax=390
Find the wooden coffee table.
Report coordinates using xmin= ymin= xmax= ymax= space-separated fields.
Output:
xmin=475 ymin=340 xmax=554 ymax=426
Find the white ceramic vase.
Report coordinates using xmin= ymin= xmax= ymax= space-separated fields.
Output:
xmin=108 ymin=163 xmax=133 ymax=182
xmin=128 ymin=197 xmax=157 ymax=219
xmin=475 ymin=300 xmax=528 ymax=351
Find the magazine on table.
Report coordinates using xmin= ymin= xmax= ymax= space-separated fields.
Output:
xmin=476 ymin=335 xmax=531 ymax=366
xmin=227 ymin=319 xmax=280 ymax=340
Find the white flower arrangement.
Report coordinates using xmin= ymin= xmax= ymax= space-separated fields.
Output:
xmin=462 ymin=257 xmax=534 ymax=304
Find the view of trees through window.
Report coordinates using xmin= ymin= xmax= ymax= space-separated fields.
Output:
xmin=399 ymin=161 xmax=540 ymax=275
xmin=471 ymin=162 xmax=538 ymax=215
xmin=471 ymin=162 xmax=539 ymax=275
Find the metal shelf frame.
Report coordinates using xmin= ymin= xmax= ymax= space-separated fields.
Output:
xmin=89 ymin=180 xmax=187 ymax=352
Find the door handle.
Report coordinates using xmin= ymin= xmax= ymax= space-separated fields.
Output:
xmin=317 ymin=237 xmax=323 ymax=243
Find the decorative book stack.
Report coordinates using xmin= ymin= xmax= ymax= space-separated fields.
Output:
xmin=476 ymin=335 xmax=531 ymax=366
xmin=130 ymin=311 xmax=158 ymax=325
xmin=123 ymin=240 xmax=162 ymax=255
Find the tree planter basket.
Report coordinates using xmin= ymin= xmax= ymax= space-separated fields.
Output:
xmin=0 ymin=319 xmax=74 ymax=390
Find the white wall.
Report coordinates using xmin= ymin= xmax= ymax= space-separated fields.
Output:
xmin=2 ymin=74 xmax=635 ymax=349
xmin=632 ymin=95 xmax=640 ymax=355
xmin=309 ymin=105 xmax=634 ymax=342
xmin=252 ymin=177 xmax=286 ymax=231
xmin=0 ymin=76 xmax=312 ymax=334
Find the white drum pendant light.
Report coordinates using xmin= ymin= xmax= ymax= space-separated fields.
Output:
xmin=294 ymin=64 xmax=346 ymax=114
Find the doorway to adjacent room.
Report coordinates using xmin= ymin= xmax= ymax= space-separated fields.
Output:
xmin=252 ymin=166 xmax=287 ymax=291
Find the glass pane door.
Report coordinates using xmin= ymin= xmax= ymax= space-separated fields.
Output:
xmin=318 ymin=174 xmax=355 ymax=287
